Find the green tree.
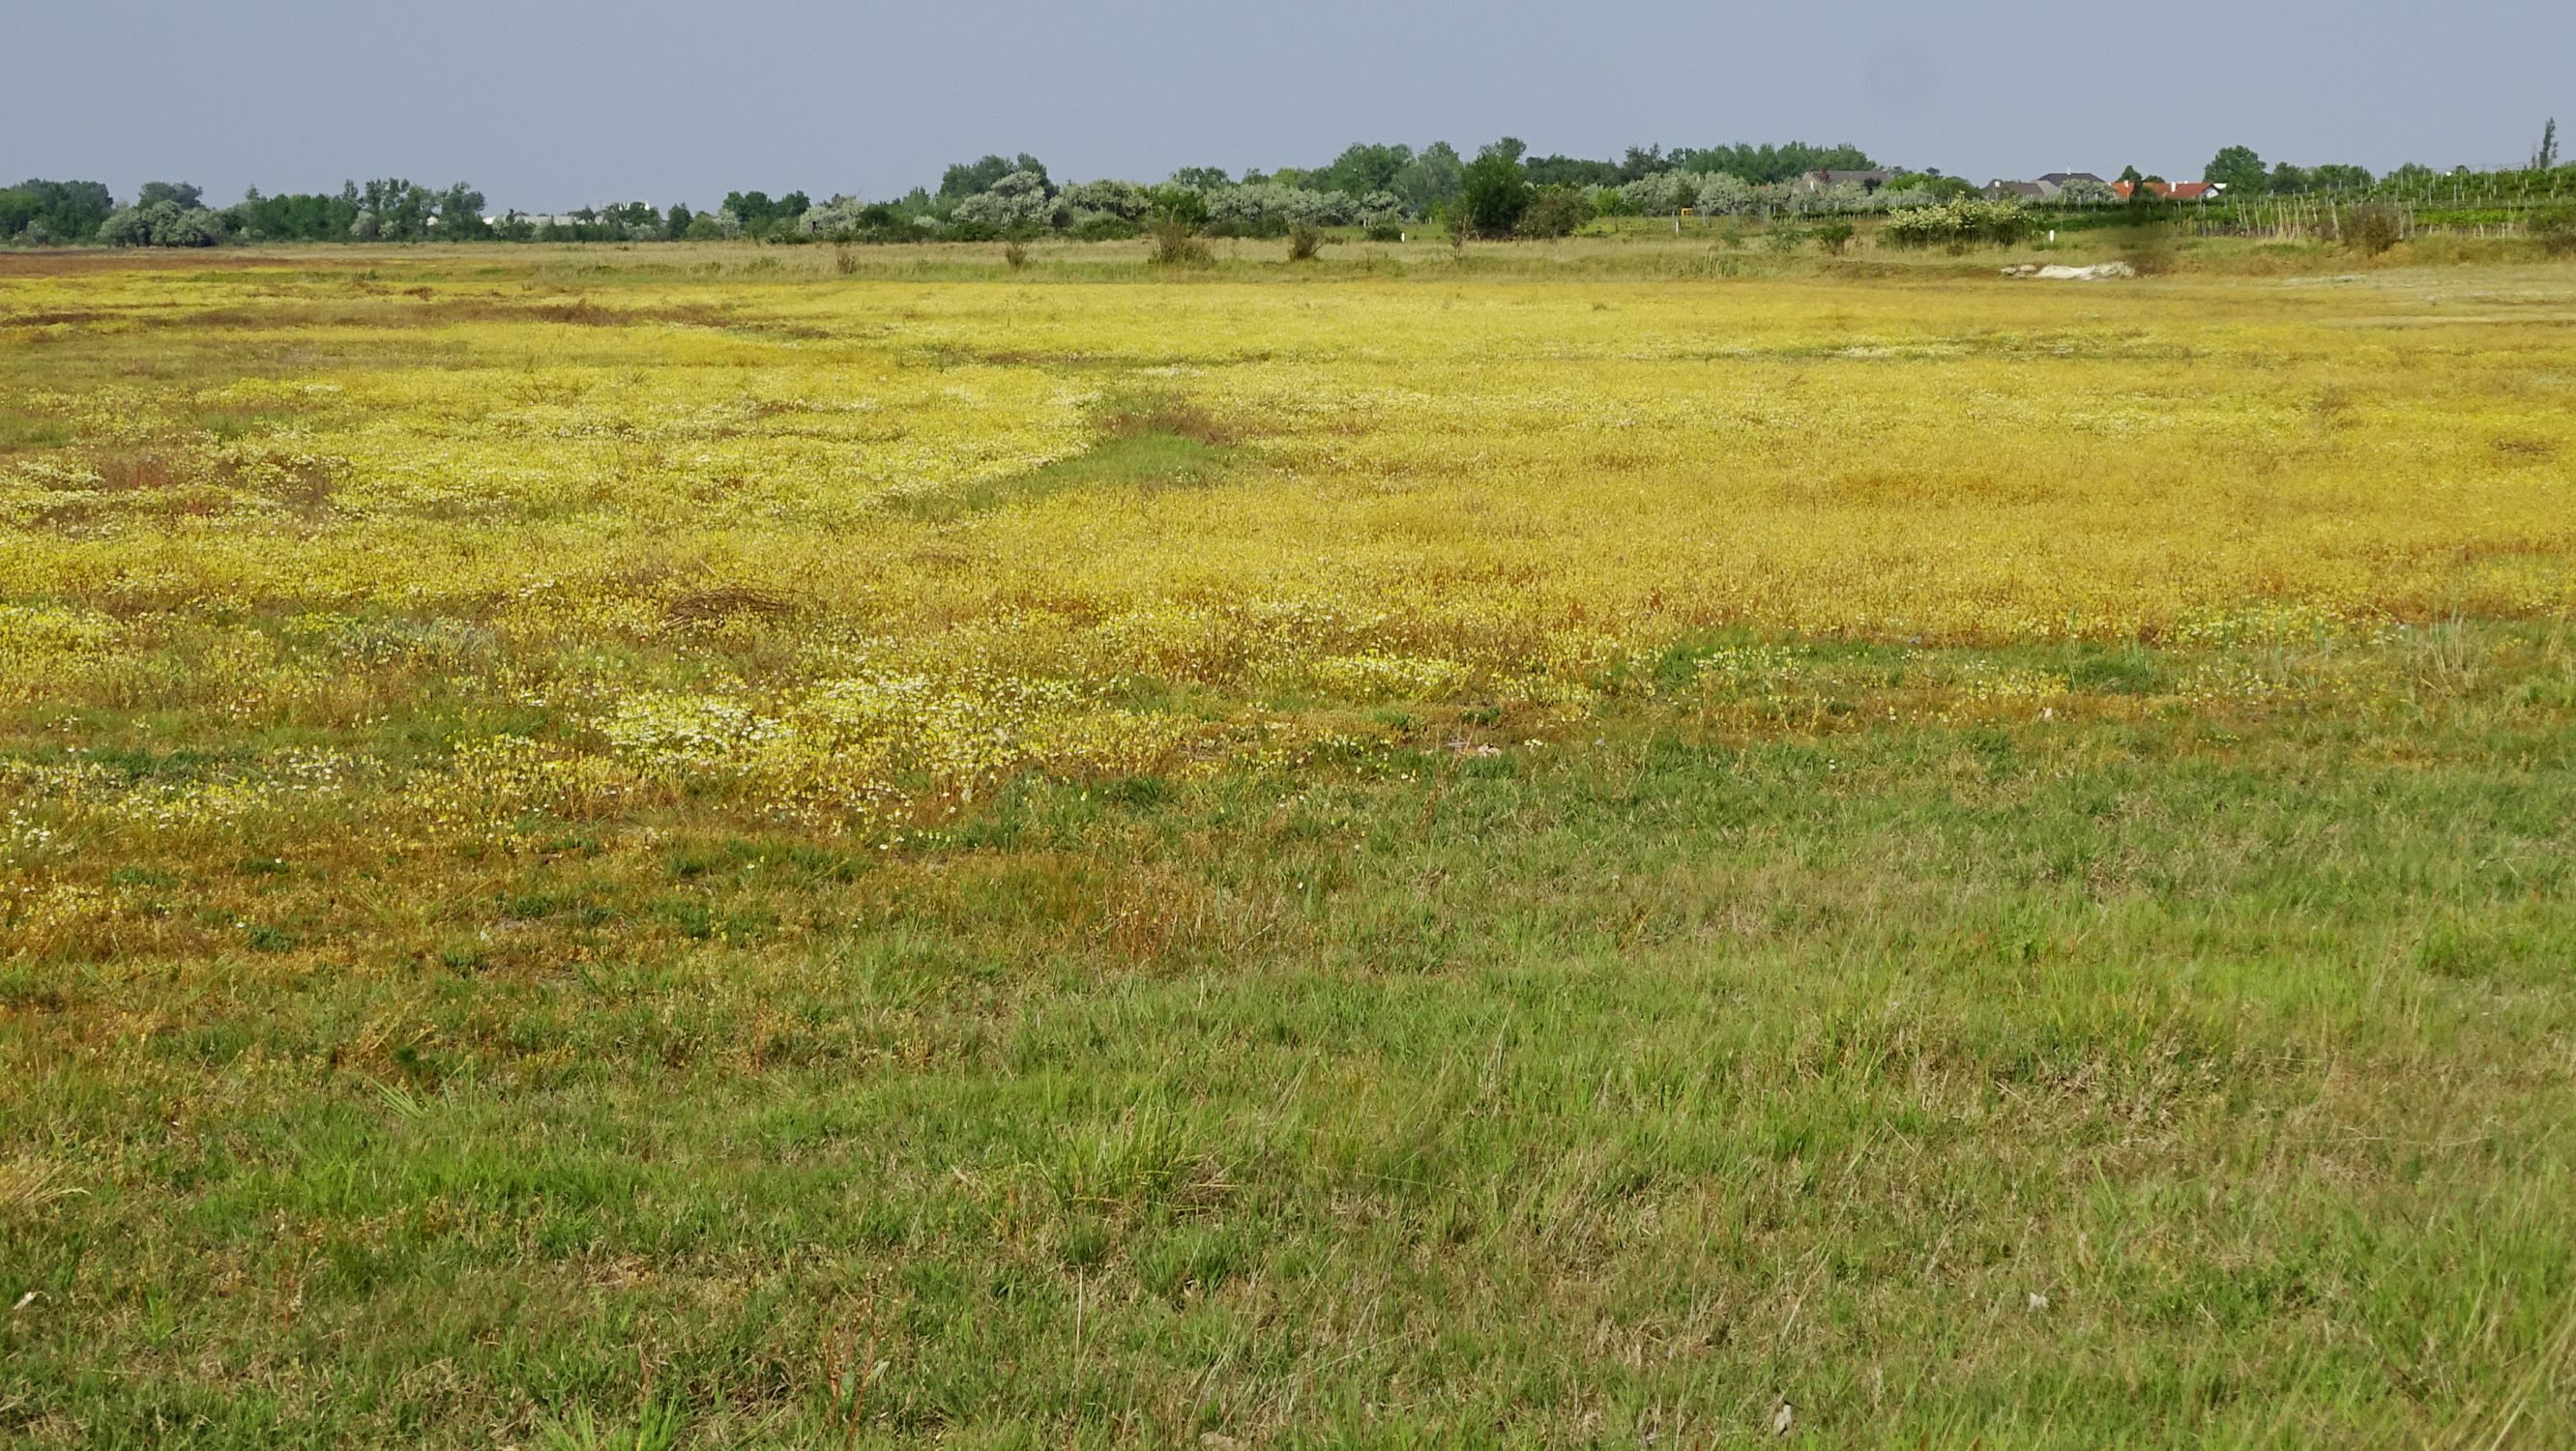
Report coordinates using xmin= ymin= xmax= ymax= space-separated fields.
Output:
xmin=2204 ymin=145 xmax=2266 ymax=193
xmin=1669 ymin=141 xmax=1874 ymax=185
xmin=98 ymin=198 xmax=224 ymax=247
xmin=1147 ymin=185 xmax=1209 ymax=231
xmin=0 ymin=179 xmax=117 ymax=243
xmin=939 ymin=155 xmax=1046 ymax=201
xmin=434 ymin=183 xmax=486 ymax=239
xmin=1524 ymin=154 xmax=1621 ymax=189
xmin=1168 ymin=166 xmax=1232 ymax=191
xmin=1317 ymin=144 xmax=1412 ymax=197
xmin=1390 ymin=142 xmax=1465 ymax=217
xmin=1517 ymin=185 xmax=1587 ymax=238
xmin=1458 ymin=139 xmax=1533 ymax=238
xmin=135 ymin=180 xmax=203 ymax=210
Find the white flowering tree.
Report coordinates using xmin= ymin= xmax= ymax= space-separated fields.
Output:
xmin=106 ymin=198 xmax=230 ymax=247
xmin=1617 ymin=171 xmax=1692 ymax=217
xmin=796 ymin=195 xmax=868 ymax=238
xmin=1689 ymin=172 xmax=1756 ymax=216
xmin=953 ymin=171 xmax=1056 ymax=231
xmin=1056 ymin=180 xmax=1154 ymax=223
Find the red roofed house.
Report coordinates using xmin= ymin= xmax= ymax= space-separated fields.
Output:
xmin=2111 ymin=180 xmax=2224 ymax=202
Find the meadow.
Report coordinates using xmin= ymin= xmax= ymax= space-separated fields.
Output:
xmin=3 ymin=235 xmax=2574 ymax=1446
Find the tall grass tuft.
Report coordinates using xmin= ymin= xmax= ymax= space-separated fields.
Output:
xmin=2342 ymin=205 xmax=2403 ymax=256
xmin=1149 ymin=217 xmax=1212 ymax=268
xmin=2532 ymin=205 xmax=2576 ymax=257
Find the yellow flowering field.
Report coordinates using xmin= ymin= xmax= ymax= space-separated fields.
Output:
xmin=5 ymin=250 xmax=2570 ymax=861
xmin=4 ymin=244 xmax=2576 ymax=1445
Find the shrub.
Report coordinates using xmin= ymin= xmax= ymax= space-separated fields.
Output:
xmin=2341 ymin=205 xmax=2403 ymax=256
xmin=952 ymin=171 xmax=1056 ymax=233
xmin=1148 ymin=216 xmax=1211 ymax=267
xmin=1057 ymin=179 xmax=1154 ymax=224
xmin=1459 ymin=141 xmax=1532 ymax=238
xmin=2533 ymin=205 xmax=2576 ymax=256
xmin=1518 ymin=186 xmax=1587 ymax=239
xmin=797 ymin=195 xmax=868 ymax=240
xmin=834 ymin=244 xmax=860 ymax=275
xmin=98 ymin=200 xmax=225 ymax=247
xmin=1812 ymin=218 xmax=1856 ymax=255
xmin=1073 ymin=214 xmax=1139 ymax=242
xmin=95 ymin=207 xmax=150 ymax=247
xmin=1003 ymin=239 xmax=1030 ymax=270
xmin=1364 ymin=218 xmax=1403 ymax=243
xmin=1202 ymin=184 xmax=1358 ymax=239
xmin=2117 ymin=226 xmax=2176 ymax=276
xmin=1147 ymin=186 xmax=1210 ymax=232
xmin=1880 ymin=198 xmax=2033 ymax=249
xmin=1286 ymin=221 xmax=1327 ymax=261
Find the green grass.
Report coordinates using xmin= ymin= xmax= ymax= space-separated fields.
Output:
xmin=886 ymin=392 xmax=1240 ymax=522
xmin=5 ymin=627 xmax=2573 ymax=1446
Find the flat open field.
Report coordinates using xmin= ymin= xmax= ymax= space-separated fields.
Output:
xmin=4 ymin=240 xmax=2575 ymax=1446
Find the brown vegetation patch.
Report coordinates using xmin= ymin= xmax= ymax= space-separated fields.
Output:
xmin=666 ymin=584 xmax=797 ymax=625
xmin=0 ymin=249 xmax=282 ymax=277
xmin=87 ymin=451 xmax=189 ymax=493
xmin=0 ymin=309 xmax=114 ymax=329
xmin=154 ymin=295 xmax=746 ymax=334
xmin=1103 ymin=393 xmax=1241 ymax=447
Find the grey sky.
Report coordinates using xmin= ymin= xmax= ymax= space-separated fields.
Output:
xmin=6 ymin=0 xmax=2569 ymax=212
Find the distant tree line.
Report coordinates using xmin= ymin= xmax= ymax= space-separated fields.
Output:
xmin=10 ymin=128 xmax=2572 ymax=249
xmin=0 ymin=139 xmax=1877 ymax=248
xmin=1 ymin=177 xmax=488 ymax=247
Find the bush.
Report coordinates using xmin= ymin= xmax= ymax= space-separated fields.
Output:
xmin=1364 ymin=218 xmax=1404 ymax=243
xmin=1881 ymin=198 xmax=2034 ymax=249
xmin=2118 ymin=226 xmax=2177 ymax=276
xmin=834 ymin=244 xmax=860 ymax=275
xmin=1057 ymin=179 xmax=1154 ymax=224
xmin=952 ymin=171 xmax=1055 ymax=233
xmin=98 ymin=199 xmax=225 ymax=247
xmin=797 ymin=195 xmax=868 ymax=240
xmin=1286 ymin=221 xmax=1327 ymax=261
xmin=2341 ymin=205 xmax=2403 ymax=256
xmin=1148 ymin=186 xmax=1210 ymax=232
xmin=1458 ymin=141 xmax=1532 ymax=238
xmin=1002 ymin=239 xmax=1030 ymax=270
xmin=1813 ymin=218 xmax=1856 ymax=255
xmin=1200 ymin=184 xmax=1358 ymax=239
xmin=1148 ymin=215 xmax=1212 ymax=267
xmin=1072 ymin=214 xmax=1140 ymax=242
xmin=1517 ymin=186 xmax=1587 ymax=239
xmin=2534 ymin=205 xmax=2576 ymax=256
